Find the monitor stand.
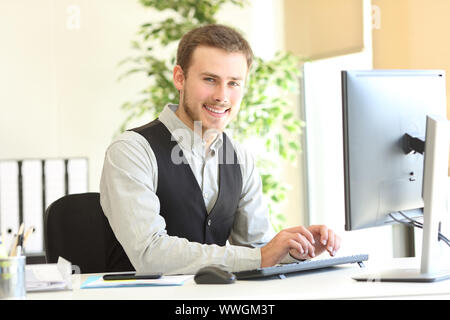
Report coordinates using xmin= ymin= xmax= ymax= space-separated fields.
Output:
xmin=353 ymin=267 xmax=450 ymax=283
xmin=353 ymin=115 xmax=450 ymax=282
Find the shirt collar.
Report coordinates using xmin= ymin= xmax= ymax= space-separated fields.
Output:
xmin=159 ymin=104 xmax=223 ymax=154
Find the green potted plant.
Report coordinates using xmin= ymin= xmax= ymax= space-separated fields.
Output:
xmin=118 ymin=0 xmax=303 ymax=230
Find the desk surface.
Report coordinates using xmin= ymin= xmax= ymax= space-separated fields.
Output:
xmin=26 ymin=257 xmax=450 ymax=300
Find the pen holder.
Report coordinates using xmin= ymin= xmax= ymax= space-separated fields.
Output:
xmin=0 ymin=256 xmax=26 ymax=299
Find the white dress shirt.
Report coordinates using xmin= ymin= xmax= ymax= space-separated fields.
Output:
xmin=100 ymin=104 xmax=287 ymax=275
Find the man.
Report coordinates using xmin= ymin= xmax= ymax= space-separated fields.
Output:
xmin=100 ymin=24 xmax=340 ymax=275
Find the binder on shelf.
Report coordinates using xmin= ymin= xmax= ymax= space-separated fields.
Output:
xmin=0 ymin=161 xmax=20 ymax=252
xmin=0 ymin=158 xmax=89 ymax=256
xmin=68 ymin=158 xmax=88 ymax=195
xmin=44 ymin=159 xmax=65 ymax=210
xmin=22 ymin=160 xmax=43 ymax=253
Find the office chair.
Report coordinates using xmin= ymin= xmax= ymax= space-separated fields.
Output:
xmin=44 ymin=192 xmax=134 ymax=273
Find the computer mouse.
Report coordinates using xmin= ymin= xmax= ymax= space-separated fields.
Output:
xmin=194 ymin=265 xmax=236 ymax=284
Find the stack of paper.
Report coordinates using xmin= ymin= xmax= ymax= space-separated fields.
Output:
xmin=26 ymin=257 xmax=73 ymax=292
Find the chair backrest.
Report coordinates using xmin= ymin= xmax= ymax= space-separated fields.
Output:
xmin=44 ymin=192 xmax=133 ymax=273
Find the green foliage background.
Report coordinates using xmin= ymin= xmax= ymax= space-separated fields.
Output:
xmin=118 ymin=0 xmax=303 ymax=231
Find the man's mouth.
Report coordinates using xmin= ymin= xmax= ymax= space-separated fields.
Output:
xmin=203 ymin=104 xmax=230 ymax=116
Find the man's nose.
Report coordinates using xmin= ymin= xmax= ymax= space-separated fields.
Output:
xmin=213 ymin=84 xmax=228 ymax=104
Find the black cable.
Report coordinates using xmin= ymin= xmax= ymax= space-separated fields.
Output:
xmin=397 ymin=211 xmax=450 ymax=244
xmin=397 ymin=211 xmax=423 ymax=228
xmin=388 ymin=212 xmax=450 ymax=248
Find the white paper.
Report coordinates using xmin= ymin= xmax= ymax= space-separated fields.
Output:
xmin=25 ymin=257 xmax=73 ymax=292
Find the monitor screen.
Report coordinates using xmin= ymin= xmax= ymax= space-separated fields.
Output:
xmin=341 ymin=70 xmax=447 ymax=231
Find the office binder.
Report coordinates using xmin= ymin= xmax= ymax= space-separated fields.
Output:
xmin=22 ymin=160 xmax=43 ymax=253
xmin=68 ymin=158 xmax=88 ymax=194
xmin=0 ymin=161 xmax=20 ymax=251
xmin=44 ymin=159 xmax=65 ymax=210
xmin=0 ymin=158 xmax=89 ymax=255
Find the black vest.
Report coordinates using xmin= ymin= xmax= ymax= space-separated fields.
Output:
xmin=133 ymin=119 xmax=242 ymax=245
xmin=106 ymin=119 xmax=242 ymax=271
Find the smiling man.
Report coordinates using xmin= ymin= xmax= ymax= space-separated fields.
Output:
xmin=100 ymin=24 xmax=340 ymax=274
xmin=174 ymin=45 xmax=245 ymax=137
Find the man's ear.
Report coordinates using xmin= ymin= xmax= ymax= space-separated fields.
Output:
xmin=173 ymin=65 xmax=185 ymax=91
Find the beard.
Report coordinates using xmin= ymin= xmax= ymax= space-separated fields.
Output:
xmin=180 ymin=87 xmax=231 ymax=135
xmin=181 ymin=90 xmax=199 ymax=126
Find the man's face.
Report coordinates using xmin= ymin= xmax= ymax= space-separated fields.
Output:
xmin=173 ymin=46 xmax=248 ymax=135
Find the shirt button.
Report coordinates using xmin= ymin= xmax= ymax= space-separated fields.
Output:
xmin=207 ymin=219 xmax=211 ymax=226
xmin=203 ymin=192 xmax=208 ymax=198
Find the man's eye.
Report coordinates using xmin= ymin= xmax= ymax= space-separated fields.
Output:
xmin=229 ymin=81 xmax=240 ymax=87
xmin=204 ymin=77 xmax=215 ymax=83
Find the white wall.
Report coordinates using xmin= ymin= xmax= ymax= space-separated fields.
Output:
xmin=1 ymin=0 xmax=277 ymax=193
xmin=0 ymin=0 xmax=151 ymax=191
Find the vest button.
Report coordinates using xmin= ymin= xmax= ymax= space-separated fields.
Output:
xmin=207 ymin=219 xmax=211 ymax=226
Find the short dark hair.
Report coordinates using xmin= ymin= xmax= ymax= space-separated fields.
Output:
xmin=176 ymin=24 xmax=253 ymax=75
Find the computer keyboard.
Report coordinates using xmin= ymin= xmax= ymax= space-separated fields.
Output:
xmin=233 ymin=254 xmax=369 ymax=280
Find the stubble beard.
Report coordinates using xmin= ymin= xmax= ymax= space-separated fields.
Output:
xmin=181 ymin=88 xmax=223 ymax=135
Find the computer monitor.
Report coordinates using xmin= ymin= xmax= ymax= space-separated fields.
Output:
xmin=341 ymin=70 xmax=450 ymax=282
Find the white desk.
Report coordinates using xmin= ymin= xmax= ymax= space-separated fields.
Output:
xmin=26 ymin=257 xmax=450 ymax=300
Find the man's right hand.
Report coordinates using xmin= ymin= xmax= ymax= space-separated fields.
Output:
xmin=260 ymin=226 xmax=316 ymax=268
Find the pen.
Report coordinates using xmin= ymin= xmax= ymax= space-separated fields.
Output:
xmin=103 ymin=272 xmax=163 ymax=281
xmin=22 ymin=226 xmax=35 ymax=249
xmin=9 ymin=234 xmax=18 ymax=257
xmin=9 ymin=223 xmax=25 ymax=257
xmin=15 ymin=234 xmax=24 ymax=257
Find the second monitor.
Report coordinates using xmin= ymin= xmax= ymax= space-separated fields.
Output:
xmin=341 ymin=70 xmax=447 ymax=231
xmin=341 ymin=69 xmax=450 ymax=282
